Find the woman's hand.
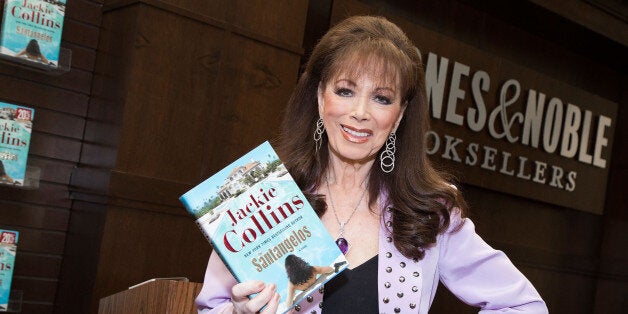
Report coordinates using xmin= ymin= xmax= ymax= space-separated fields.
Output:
xmin=231 ymin=280 xmax=281 ymax=313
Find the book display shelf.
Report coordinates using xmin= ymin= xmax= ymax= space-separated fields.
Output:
xmin=0 ymin=46 xmax=71 ymax=75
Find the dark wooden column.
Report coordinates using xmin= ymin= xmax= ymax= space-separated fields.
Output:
xmin=86 ymin=0 xmax=309 ymax=312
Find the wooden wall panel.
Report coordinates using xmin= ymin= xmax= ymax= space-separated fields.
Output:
xmin=199 ymin=34 xmax=301 ymax=178
xmin=105 ymin=0 xmax=229 ymax=21
xmin=0 ymin=203 xmax=68 ymax=231
xmin=0 ymin=65 xmax=93 ymax=94
xmin=63 ymin=42 xmax=98 ymax=71
xmin=14 ymin=253 xmax=63 ymax=278
xmin=93 ymin=206 xmax=210 ymax=302
xmin=231 ymin=0 xmax=308 ymax=47
xmin=66 ymin=0 xmax=104 ymax=26
xmin=91 ymin=1 xmax=309 ymax=312
xmin=114 ymin=5 xmax=227 ymax=183
xmin=33 ymin=108 xmax=85 ymax=139
xmin=0 ymin=75 xmax=89 ymax=115
xmin=55 ymin=201 xmax=107 ymax=314
xmin=0 ymin=0 xmax=103 ymax=312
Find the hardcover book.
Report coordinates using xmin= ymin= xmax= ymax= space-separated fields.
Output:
xmin=0 ymin=101 xmax=34 ymax=187
xmin=180 ymin=141 xmax=348 ymax=313
xmin=0 ymin=0 xmax=66 ymax=67
xmin=0 ymin=229 xmax=18 ymax=312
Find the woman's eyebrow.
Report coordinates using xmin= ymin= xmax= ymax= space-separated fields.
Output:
xmin=333 ymin=78 xmax=356 ymax=86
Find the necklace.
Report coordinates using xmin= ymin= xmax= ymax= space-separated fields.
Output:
xmin=325 ymin=178 xmax=367 ymax=255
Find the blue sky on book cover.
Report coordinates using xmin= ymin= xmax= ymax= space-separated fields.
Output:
xmin=0 ymin=0 xmax=66 ymax=65
xmin=0 ymin=101 xmax=34 ymax=186
xmin=180 ymin=141 xmax=348 ymax=313
xmin=0 ymin=229 xmax=18 ymax=310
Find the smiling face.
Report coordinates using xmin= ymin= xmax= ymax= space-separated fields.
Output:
xmin=318 ymin=69 xmax=406 ymax=166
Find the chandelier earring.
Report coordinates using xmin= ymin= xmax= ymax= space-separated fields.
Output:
xmin=380 ymin=131 xmax=396 ymax=173
xmin=313 ymin=118 xmax=325 ymax=152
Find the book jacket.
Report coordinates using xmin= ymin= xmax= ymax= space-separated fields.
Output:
xmin=0 ymin=229 xmax=18 ymax=312
xmin=180 ymin=141 xmax=348 ymax=313
xmin=0 ymin=0 xmax=66 ymax=67
xmin=0 ymin=101 xmax=34 ymax=187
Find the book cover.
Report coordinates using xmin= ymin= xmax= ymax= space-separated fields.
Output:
xmin=180 ymin=141 xmax=348 ymax=313
xmin=0 ymin=229 xmax=18 ymax=312
xmin=0 ymin=101 xmax=34 ymax=187
xmin=0 ymin=0 xmax=66 ymax=67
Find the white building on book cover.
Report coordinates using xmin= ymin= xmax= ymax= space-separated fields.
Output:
xmin=180 ymin=141 xmax=348 ymax=313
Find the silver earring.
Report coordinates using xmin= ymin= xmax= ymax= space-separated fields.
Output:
xmin=380 ymin=132 xmax=396 ymax=173
xmin=314 ymin=118 xmax=325 ymax=152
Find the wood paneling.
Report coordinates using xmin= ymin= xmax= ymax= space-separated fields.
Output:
xmin=93 ymin=206 xmax=210 ymax=305
xmin=0 ymin=0 xmax=103 ymax=312
xmin=0 ymin=203 xmax=68 ymax=231
xmin=90 ymin=1 xmax=309 ymax=313
xmin=0 ymin=75 xmax=89 ymax=115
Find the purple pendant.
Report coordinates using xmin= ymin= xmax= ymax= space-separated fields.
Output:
xmin=336 ymin=237 xmax=349 ymax=255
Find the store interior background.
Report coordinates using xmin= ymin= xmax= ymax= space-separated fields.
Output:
xmin=0 ymin=0 xmax=626 ymax=313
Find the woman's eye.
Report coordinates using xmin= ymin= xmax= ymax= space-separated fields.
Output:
xmin=335 ymin=88 xmax=353 ymax=97
xmin=374 ymin=95 xmax=392 ymax=105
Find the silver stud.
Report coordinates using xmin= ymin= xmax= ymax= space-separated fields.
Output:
xmin=386 ymin=221 xmax=392 ymax=227
xmin=397 ymin=292 xmax=404 ymax=298
xmin=319 ymin=301 xmax=323 ymax=308
xmin=311 ymin=311 xmax=317 ymax=314
xmin=294 ymin=305 xmax=301 ymax=311
xmin=384 ymin=282 xmax=391 ymax=288
xmin=399 ymin=276 xmax=405 ymax=282
xmin=413 ymin=271 xmax=420 ymax=277
xmin=400 ymin=262 xmax=406 ymax=268
xmin=412 ymin=286 xmax=418 ymax=292
xmin=387 ymin=207 xmax=392 ymax=212
xmin=318 ymin=287 xmax=324 ymax=294
xmin=394 ymin=307 xmax=401 ymax=313
xmin=387 ymin=237 xmax=392 ymax=242
xmin=410 ymin=303 xmax=416 ymax=309
xmin=386 ymin=267 xmax=392 ymax=273
xmin=386 ymin=252 xmax=392 ymax=258
xmin=383 ymin=297 xmax=390 ymax=304
xmin=307 ymin=296 xmax=313 ymax=302
xmin=413 ymin=258 xmax=418 ymax=263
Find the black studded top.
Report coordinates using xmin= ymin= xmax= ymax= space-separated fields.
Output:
xmin=322 ymin=254 xmax=379 ymax=313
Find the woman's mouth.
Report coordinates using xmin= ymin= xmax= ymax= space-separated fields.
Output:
xmin=341 ymin=124 xmax=372 ymax=143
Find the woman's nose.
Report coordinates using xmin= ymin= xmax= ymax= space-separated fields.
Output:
xmin=351 ymin=95 xmax=370 ymax=121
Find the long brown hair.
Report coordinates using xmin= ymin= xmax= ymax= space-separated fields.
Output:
xmin=277 ymin=16 xmax=466 ymax=260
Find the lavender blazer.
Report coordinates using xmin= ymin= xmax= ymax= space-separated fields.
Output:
xmin=196 ymin=208 xmax=548 ymax=313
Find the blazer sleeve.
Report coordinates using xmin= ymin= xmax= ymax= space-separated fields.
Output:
xmin=195 ymin=250 xmax=237 ymax=313
xmin=437 ymin=212 xmax=548 ymax=313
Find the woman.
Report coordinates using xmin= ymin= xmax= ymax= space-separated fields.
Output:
xmin=196 ymin=16 xmax=547 ymax=313
xmin=15 ymin=39 xmax=51 ymax=65
xmin=283 ymin=254 xmax=338 ymax=309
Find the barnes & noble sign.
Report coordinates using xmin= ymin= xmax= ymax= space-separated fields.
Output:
xmin=411 ymin=28 xmax=617 ymax=214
